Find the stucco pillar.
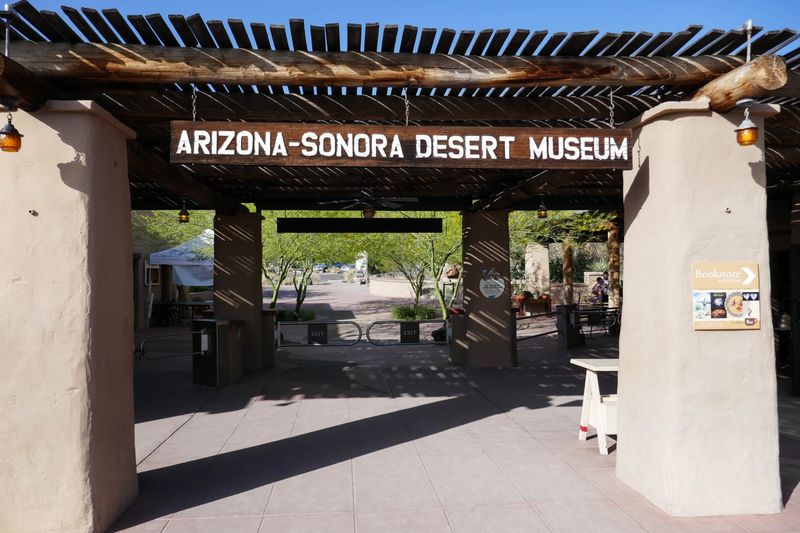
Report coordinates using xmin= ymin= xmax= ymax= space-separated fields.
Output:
xmin=0 ymin=102 xmax=138 ymax=532
xmin=524 ymin=242 xmax=550 ymax=295
xmin=214 ymin=211 xmax=263 ymax=372
xmin=790 ymin=193 xmax=800 ymax=395
xmin=459 ymin=210 xmax=515 ymax=367
xmin=617 ymin=100 xmax=782 ymax=516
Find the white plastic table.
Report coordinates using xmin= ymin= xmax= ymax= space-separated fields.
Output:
xmin=570 ymin=358 xmax=619 ymax=455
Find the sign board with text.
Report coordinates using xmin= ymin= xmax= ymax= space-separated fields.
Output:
xmin=170 ymin=122 xmax=632 ymax=170
xmin=692 ymin=262 xmax=760 ymax=330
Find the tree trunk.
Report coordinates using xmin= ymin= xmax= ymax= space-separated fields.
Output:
xmin=607 ymin=223 xmax=621 ymax=307
xmin=563 ymin=238 xmax=574 ymax=305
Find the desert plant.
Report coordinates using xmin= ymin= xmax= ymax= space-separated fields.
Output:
xmin=392 ymin=304 xmax=439 ymax=320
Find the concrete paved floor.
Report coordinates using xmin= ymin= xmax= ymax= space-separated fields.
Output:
xmin=114 ymin=283 xmax=800 ymax=532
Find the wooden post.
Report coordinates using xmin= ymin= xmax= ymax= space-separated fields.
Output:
xmin=563 ymin=238 xmax=574 ymax=305
xmin=608 ymin=221 xmax=621 ymax=307
xmin=692 ymin=55 xmax=787 ymax=112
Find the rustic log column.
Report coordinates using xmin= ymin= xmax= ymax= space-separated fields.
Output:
xmin=214 ymin=211 xmax=264 ymax=372
xmin=562 ymin=238 xmax=574 ymax=304
xmin=617 ymin=100 xmax=781 ymax=516
xmin=0 ymin=102 xmax=137 ymax=532
xmin=607 ymin=221 xmax=621 ymax=307
xmin=456 ymin=210 xmax=515 ymax=367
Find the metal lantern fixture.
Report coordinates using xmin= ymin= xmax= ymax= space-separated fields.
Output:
xmin=537 ymin=196 xmax=548 ymax=219
xmin=735 ymin=99 xmax=758 ymax=146
xmin=178 ymin=201 xmax=190 ymax=223
xmin=0 ymin=113 xmax=22 ymax=152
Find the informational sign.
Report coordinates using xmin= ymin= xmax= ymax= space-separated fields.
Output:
xmin=400 ymin=322 xmax=420 ymax=344
xmin=692 ymin=262 xmax=760 ymax=330
xmin=171 ymin=122 xmax=633 ymax=170
xmin=479 ymin=268 xmax=505 ymax=299
xmin=308 ymin=323 xmax=328 ymax=345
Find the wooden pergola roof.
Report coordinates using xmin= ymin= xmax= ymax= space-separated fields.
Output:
xmin=1 ymin=1 xmax=799 ymax=213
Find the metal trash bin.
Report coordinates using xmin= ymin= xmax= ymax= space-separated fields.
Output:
xmin=192 ymin=319 xmax=244 ymax=387
xmin=556 ymin=304 xmax=585 ymax=349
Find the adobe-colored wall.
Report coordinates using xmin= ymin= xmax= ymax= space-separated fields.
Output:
xmin=0 ymin=102 xmax=138 ymax=531
xmin=214 ymin=212 xmax=264 ymax=372
xmin=617 ymin=100 xmax=782 ymax=516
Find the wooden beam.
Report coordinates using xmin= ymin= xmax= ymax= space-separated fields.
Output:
xmin=127 ymin=141 xmax=245 ymax=215
xmin=692 ymin=55 xmax=787 ymax=112
xmin=474 ymin=169 xmax=583 ymax=211
xmin=106 ymin=93 xmax=660 ymax=123
xmin=8 ymin=41 xmax=745 ymax=88
xmin=0 ymin=53 xmax=54 ymax=110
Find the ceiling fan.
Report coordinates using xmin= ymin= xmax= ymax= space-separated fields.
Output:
xmin=317 ymin=190 xmax=419 ymax=211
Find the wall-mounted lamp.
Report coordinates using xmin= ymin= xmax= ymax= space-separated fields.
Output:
xmin=0 ymin=112 xmax=23 ymax=152
xmin=178 ymin=201 xmax=190 ymax=223
xmin=537 ymin=195 xmax=548 ymax=219
xmin=735 ymin=98 xmax=758 ymax=146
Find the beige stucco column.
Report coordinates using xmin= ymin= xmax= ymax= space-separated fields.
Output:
xmin=0 ymin=102 xmax=138 ymax=532
xmin=524 ymin=242 xmax=550 ymax=295
xmin=457 ymin=210 xmax=515 ymax=367
xmin=214 ymin=211 xmax=264 ymax=372
xmin=617 ymin=99 xmax=782 ymax=516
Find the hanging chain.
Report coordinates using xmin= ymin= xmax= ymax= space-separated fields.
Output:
xmin=608 ymin=87 xmax=616 ymax=128
xmin=191 ymin=84 xmax=197 ymax=122
xmin=403 ymin=86 xmax=410 ymax=127
xmin=6 ymin=112 xmax=11 ymax=124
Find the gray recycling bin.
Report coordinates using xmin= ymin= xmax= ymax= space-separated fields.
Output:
xmin=192 ymin=319 xmax=244 ymax=387
xmin=556 ymin=304 xmax=585 ymax=349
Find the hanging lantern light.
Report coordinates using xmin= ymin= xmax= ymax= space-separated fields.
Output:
xmin=735 ymin=99 xmax=758 ymax=146
xmin=537 ymin=195 xmax=548 ymax=219
xmin=0 ymin=113 xmax=23 ymax=153
xmin=178 ymin=201 xmax=190 ymax=223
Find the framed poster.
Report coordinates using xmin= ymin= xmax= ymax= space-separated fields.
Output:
xmin=692 ymin=262 xmax=760 ymax=330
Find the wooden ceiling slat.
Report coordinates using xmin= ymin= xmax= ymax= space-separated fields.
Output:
xmin=207 ymin=20 xmax=233 ymax=48
xmin=0 ymin=18 xmax=23 ymax=41
xmin=399 ymin=25 xmax=418 ymax=53
xmin=310 ymin=25 xmax=325 ymax=51
xmin=452 ymin=29 xmax=476 ymax=54
xmin=148 ymin=14 xmax=181 ymax=47
xmin=270 ymin=24 xmax=298 ymax=94
xmin=102 ymin=9 xmax=141 ymax=44
xmin=716 ymin=30 xmax=749 ymax=54
xmin=502 ymin=29 xmax=530 ymax=56
xmin=378 ymin=25 xmax=398 ymax=95
xmin=40 ymin=10 xmax=82 ymax=43
xmin=228 ymin=19 xmax=252 ymax=49
xmin=519 ymin=30 xmax=547 ymax=55
xmin=187 ymin=14 xmax=217 ymax=47
xmin=364 ymin=23 xmax=379 ymax=51
xmin=7 ymin=10 xmax=46 ymax=41
xmin=326 ymin=23 xmax=341 ymax=52
xmin=251 ymin=23 xmax=271 ymax=49
xmin=584 ymin=32 xmax=619 ymax=56
xmin=537 ymin=31 xmax=567 ymax=56
xmin=616 ymin=31 xmax=652 ymax=55
xmin=484 ymin=28 xmax=510 ymax=55
xmin=555 ymin=30 xmax=598 ymax=56
xmin=750 ymin=30 xmax=798 ymax=55
xmin=417 ymin=28 xmax=437 ymax=54
xmin=468 ymin=28 xmax=492 ymax=55
xmin=651 ymin=25 xmax=702 ymax=56
xmin=13 ymin=1 xmax=66 ymax=41
xmin=128 ymin=15 xmax=162 ymax=46
xmin=81 ymin=8 xmax=121 ymax=44
xmin=636 ymin=31 xmax=672 ymax=56
xmin=680 ymin=28 xmax=723 ymax=55
xmin=289 ymin=18 xmax=308 ymax=50
xmin=168 ymin=15 xmax=199 ymax=47
xmin=346 ymin=23 xmax=361 ymax=51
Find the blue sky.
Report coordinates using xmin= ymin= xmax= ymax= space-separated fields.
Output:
xmin=23 ymin=0 xmax=800 ymax=35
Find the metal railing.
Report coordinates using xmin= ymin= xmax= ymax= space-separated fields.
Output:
xmin=277 ymin=320 xmax=363 ymax=347
xmin=515 ymin=311 xmax=558 ymax=342
xmin=366 ymin=319 xmax=449 ymax=346
xmin=134 ymin=330 xmax=208 ymax=361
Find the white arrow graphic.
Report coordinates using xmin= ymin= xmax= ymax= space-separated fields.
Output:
xmin=742 ymin=267 xmax=756 ymax=285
